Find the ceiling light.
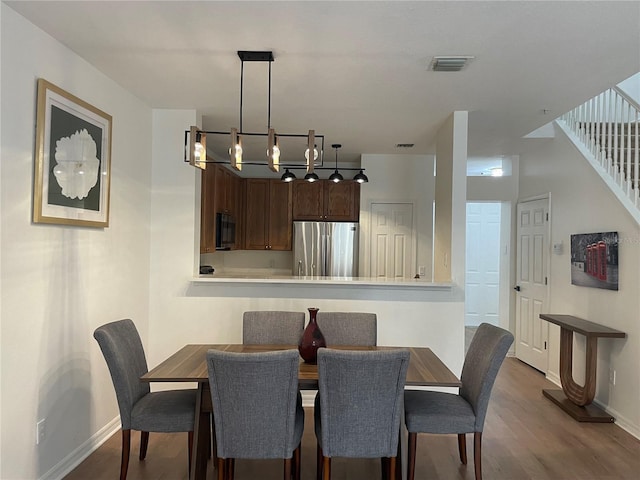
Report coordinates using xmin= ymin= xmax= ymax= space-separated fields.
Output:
xmin=304 ymin=171 xmax=320 ymax=182
xmin=329 ymin=144 xmax=344 ymax=183
xmin=281 ymin=168 xmax=296 ymax=182
xmin=429 ymin=56 xmax=475 ymax=72
xmin=184 ymin=51 xmax=324 ymax=172
xmin=353 ymin=169 xmax=369 ymax=184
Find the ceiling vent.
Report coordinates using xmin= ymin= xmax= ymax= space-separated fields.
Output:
xmin=395 ymin=143 xmax=415 ymax=148
xmin=429 ymin=56 xmax=475 ymax=72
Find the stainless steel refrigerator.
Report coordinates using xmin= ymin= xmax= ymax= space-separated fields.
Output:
xmin=293 ymin=221 xmax=359 ymax=276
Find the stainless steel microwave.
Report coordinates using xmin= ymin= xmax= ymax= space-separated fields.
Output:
xmin=215 ymin=212 xmax=235 ymax=250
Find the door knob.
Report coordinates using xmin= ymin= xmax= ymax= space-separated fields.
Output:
xmin=513 ymin=285 xmax=521 ymax=292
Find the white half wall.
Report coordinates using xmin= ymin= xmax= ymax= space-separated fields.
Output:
xmin=1 ymin=5 xmax=153 ymax=478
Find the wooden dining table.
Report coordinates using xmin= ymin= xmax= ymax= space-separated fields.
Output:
xmin=141 ymin=344 xmax=461 ymax=480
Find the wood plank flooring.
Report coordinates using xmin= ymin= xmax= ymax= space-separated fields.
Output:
xmin=64 ymin=358 xmax=640 ymax=479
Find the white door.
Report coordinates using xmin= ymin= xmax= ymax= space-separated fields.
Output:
xmin=370 ymin=203 xmax=414 ymax=279
xmin=515 ymin=197 xmax=549 ymax=373
xmin=465 ymin=203 xmax=501 ymax=326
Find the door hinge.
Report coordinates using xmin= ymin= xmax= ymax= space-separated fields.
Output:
xmin=545 ymin=277 xmax=548 ymax=285
xmin=544 ymin=341 xmax=547 ymax=350
xmin=546 ymin=212 xmax=549 ymax=221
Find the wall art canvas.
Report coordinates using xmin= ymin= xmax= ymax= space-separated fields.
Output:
xmin=570 ymin=231 xmax=618 ymax=290
xmin=33 ymin=79 xmax=112 ymax=227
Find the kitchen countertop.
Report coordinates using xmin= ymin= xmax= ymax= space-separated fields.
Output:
xmin=192 ymin=273 xmax=454 ymax=290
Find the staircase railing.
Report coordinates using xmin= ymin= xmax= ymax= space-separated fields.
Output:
xmin=556 ymin=86 xmax=640 ymax=224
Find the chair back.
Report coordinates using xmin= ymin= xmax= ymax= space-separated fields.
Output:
xmin=460 ymin=323 xmax=514 ymax=430
xmin=206 ymin=349 xmax=302 ymax=459
xmin=316 ymin=349 xmax=409 ymax=458
xmin=93 ymin=319 xmax=150 ymax=430
xmin=242 ymin=311 xmax=305 ymax=345
xmin=316 ymin=312 xmax=377 ymax=346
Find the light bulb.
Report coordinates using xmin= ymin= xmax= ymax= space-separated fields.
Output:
xmin=304 ymin=145 xmax=319 ymax=162
xmin=193 ymin=141 xmax=204 ymax=162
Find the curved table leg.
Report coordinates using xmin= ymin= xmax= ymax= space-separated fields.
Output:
xmin=558 ymin=328 xmax=598 ymax=406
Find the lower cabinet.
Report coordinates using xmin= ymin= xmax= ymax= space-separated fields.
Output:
xmin=244 ymin=179 xmax=293 ymax=250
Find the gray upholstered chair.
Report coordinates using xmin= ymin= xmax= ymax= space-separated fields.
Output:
xmin=315 ymin=311 xmax=377 ymax=346
xmin=93 ymin=319 xmax=196 ymax=480
xmin=404 ymin=323 xmax=514 ymax=480
xmin=206 ymin=349 xmax=304 ymax=480
xmin=242 ymin=311 xmax=306 ymax=344
xmin=315 ymin=348 xmax=409 ymax=480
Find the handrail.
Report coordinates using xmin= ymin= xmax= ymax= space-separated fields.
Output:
xmin=557 ymin=86 xmax=640 ymax=225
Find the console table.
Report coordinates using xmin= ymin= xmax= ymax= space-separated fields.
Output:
xmin=539 ymin=314 xmax=625 ymax=422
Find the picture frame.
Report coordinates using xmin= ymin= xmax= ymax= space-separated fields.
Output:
xmin=33 ymin=79 xmax=112 ymax=227
xmin=570 ymin=231 xmax=619 ymax=291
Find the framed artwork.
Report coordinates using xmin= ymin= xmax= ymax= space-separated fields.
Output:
xmin=570 ymin=231 xmax=618 ymax=290
xmin=33 ymin=79 xmax=112 ymax=227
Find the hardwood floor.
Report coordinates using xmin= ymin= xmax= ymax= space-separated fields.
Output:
xmin=64 ymin=358 xmax=640 ymax=480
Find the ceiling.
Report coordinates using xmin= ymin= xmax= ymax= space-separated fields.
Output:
xmin=6 ymin=1 xmax=640 ymax=166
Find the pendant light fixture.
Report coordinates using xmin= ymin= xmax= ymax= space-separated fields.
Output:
xmin=185 ymin=51 xmax=326 ymax=173
xmin=328 ymin=144 xmax=344 ymax=183
xmin=354 ymin=169 xmax=369 ymax=183
xmin=281 ymin=168 xmax=296 ymax=182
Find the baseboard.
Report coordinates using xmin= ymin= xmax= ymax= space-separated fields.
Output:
xmin=38 ymin=416 xmax=120 ymax=480
xmin=545 ymin=371 xmax=561 ymax=387
xmin=592 ymin=400 xmax=640 ymax=440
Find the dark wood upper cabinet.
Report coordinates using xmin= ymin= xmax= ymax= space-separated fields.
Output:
xmin=292 ymin=180 xmax=360 ymax=222
xmin=244 ymin=179 xmax=292 ymax=250
xmin=200 ymin=166 xmax=216 ymax=254
xmin=200 ymin=165 xmax=243 ymax=253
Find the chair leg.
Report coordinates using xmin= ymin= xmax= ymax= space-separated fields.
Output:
xmin=293 ymin=444 xmax=301 ymax=480
xmin=217 ymin=458 xmax=226 ymax=480
xmin=473 ymin=432 xmax=483 ymax=480
xmin=395 ymin=434 xmax=402 ymax=480
xmin=458 ymin=433 xmax=467 ymax=465
xmin=316 ymin=444 xmax=322 ymax=480
xmin=120 ymin=429 xmax=131 ymax=480
xmin=228 ymin=458 xmax=235 ymax=480
xmin=407 ymin=432 xmax=417 ymax=480
xmin=284 ymin=458 xmax=292 ymax=480
xmin=322 ymin=455 xmax=331 ymax=480
xmin=188 ymin=431 xmax=194 ymax=474
xmin=389 ymin=457 xmax=397 ymax=480
xmin=381 ymin=457 xmax=388 ymax=480
xmin=139 ymin=431 xmax=149 ymax=460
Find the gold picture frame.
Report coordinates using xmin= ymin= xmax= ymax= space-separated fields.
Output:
xmin=33 ymin=79 xmax=112 ymax=227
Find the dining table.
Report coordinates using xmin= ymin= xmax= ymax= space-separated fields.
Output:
xmin=141 ymin=344 xmax=461 ymax=480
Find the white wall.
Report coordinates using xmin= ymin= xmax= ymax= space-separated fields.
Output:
xmin=519 ymin=125 xmax=640 ymax=437
xmin=1 ymin=5 xmax=153 ymax=478
xmin=359 ymin=154 xmax=435 ymax=279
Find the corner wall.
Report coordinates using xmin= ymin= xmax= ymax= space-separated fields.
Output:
xmin=1 ymin=5 xmax=153 ymax=478
xmin=519 ymin=126 xmax=640 ymax=437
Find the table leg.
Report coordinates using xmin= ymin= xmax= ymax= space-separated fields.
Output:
xmin=190 ymin=382 xmax=210 ymax=480
xmin=558 ymin=328 xmax=598 ymax=406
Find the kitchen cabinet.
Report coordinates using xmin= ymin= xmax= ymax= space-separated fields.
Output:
xmin=200 ymin=165 xmax=242 ymax=253
xmin=244 ymin=179 xmax=292 ymax=250
xmin=292 ymin=180 xmax=360 ymax=221
xmin=200 ymin=166 xmax=216 ymax=253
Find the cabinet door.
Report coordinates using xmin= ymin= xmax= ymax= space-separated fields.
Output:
xmin=292 ymin=180 xmax=324 ymax=220
xmin=200 ymin=166 xmax=216 ymax=253
xmin=268 ymin=180 xmax=293 ymax=250
xmin=324 ymin=181 xmax=360 ymax=221
xmin=215 ymin=166 xmax=233 ymax=213
xmin=244 ymin=179 xmax=270 ymax=250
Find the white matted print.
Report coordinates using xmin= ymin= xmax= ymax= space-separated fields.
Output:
xmin=33 ymin=79 xmax=112 ymax=227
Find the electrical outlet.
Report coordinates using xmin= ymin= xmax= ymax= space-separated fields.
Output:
xmin=419 ymin=266 xmax=426 ymax=276
xmin=36 ymin=419 xmax=46 ymax=445
xmin=609 ymin=369 xmax=616 ymax=386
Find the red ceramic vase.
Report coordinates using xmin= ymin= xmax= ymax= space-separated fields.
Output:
xmin=298 ymin=307 xmax=326 ymax=364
